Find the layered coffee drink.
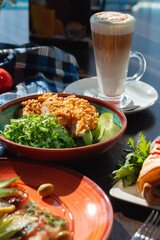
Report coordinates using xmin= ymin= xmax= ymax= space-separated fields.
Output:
xmin=90 ymin=12 xmax=135 ymax=99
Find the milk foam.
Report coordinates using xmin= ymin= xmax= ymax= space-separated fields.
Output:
xmin=90 ymin=11 xmax=135 ymax=35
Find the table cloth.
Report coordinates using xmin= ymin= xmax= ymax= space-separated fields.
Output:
xmin=0 ymin=43 xmax=79 ymax=156
xmin=0 ymin=43 xmax=79 ymax=105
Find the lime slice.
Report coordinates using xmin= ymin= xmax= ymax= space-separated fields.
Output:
xmin=0 ymin=199 xmax=15 ymax=213
xmin=97 ymin=113 xmax=113 ymax=139
xmin=98 ymin=122 xmax=121 ymax=142
xmin=92 ymin=113 xmax=113 ymax=140
xmin=92 ymin=113 xmax=121 ymax=142
xmin=98 ymin=113 xmax=113 ymax=126
xmin=83 ymin=130 xmax=93 ymax=145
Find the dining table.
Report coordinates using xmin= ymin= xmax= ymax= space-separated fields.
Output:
xmin=0 ymin=7 xmax=160 ymax=240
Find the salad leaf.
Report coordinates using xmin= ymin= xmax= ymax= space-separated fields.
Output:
xmin=111 ymin=132 xmax=151 ymax=187
xmin=0 ymin=112 xmax=122 ymax=148
xmin=0 ymin=114 xmax=76 ymax=149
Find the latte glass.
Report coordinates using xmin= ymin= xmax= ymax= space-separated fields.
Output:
xmin=90 ymin=11 xmax=146 ymax=108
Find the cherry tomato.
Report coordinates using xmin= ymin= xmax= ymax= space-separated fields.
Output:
xmin=0 ymin=68 xmax=13 ymax=94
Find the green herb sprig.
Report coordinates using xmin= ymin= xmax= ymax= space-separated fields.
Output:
xmin=111 ymin=133 xmax=151 ymax=187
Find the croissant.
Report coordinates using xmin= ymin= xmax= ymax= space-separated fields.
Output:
xmin=137 ymin=139 xmax=160 ymax=205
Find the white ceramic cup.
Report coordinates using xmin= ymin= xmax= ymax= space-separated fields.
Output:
xmin=90 ymin=11 xmax=146 ymax=107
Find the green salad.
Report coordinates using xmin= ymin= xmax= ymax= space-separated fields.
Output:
xmin=0 ymin=113 xmax=121 ymax=149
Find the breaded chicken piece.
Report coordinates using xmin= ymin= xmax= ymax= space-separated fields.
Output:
xmin=22 ymin=99 xmax=42 ymax=115
xmin=42 ymin=94 xmax=99 ymax=136
xmin=21 ymin=94 xmax=99 ymax=136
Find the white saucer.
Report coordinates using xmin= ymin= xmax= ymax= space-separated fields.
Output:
xmin=64 ymin=76 xmax=158 ymax=114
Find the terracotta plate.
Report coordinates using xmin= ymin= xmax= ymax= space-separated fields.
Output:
xmin=0 ymin=160 xmax=113 ymax=240
xmin=0 ymin=93 xmax=127 ymax=161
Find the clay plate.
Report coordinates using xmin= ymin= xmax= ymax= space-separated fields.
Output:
xmin=0 ymin=93 xmax=127 ymax=161
xmin=0 ymin=160 xmax=113 ymax=240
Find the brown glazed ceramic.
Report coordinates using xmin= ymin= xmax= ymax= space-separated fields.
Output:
xmin=0 ymin=93 xmax=127 ymax=161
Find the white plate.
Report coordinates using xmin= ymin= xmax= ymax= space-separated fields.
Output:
xmin=64 ymin=77 xmax=158 ymax=114
xmin=109 ymin=136 xmax=160 ymax=210
xmin=109 ymin=180 xmax=160 ymax=210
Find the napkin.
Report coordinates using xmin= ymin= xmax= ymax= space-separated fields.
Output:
xmin=0 ymin=43 xmax=79 ymax=156
xmin=0 ymin=43 xmax=79 ymax=105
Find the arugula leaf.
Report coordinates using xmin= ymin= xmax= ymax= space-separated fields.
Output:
xmin=111 ymin=132 xmax=151 ymax=187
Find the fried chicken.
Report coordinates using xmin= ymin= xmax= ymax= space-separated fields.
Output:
xmin=21 ymin=93 xmax=99 ymax=136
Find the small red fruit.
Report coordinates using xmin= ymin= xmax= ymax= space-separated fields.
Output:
xmin=0 ymin=68 xmax=13 ymax=94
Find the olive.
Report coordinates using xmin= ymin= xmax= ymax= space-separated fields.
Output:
xmin=55 ymin=230 xmax=71 ymax=240
xmin=38 ymin=183 xmax=54 ymax=197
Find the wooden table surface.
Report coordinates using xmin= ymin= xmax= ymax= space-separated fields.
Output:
xmin=0 ymin=9 xmax=160 ymax=240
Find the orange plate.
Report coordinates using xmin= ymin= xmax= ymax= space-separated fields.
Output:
xmin=0 ymin=160 xmax=113 ymax=240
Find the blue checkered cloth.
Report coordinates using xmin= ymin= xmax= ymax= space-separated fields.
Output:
xmin=0 ymin=43 xmax=79 ymax=105
xmin=0 ymin=43 xmax=79 ymax=156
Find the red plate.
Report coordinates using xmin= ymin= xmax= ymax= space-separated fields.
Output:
xmin=0 ymin=160 xmax=113 ymax=240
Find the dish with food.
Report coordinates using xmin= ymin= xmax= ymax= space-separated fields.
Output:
xmin=0 ymin=93 xmax=121 ymax=148
xmin=0 ymin=177 xmax=71 ymax=240
xmin=110 ymin=134 xmax=160 ymax=210
xmin=0 ymin=93 xmax=127 ymax=161
xmin=137 ymin=138 xmax=160 ymax=206
xmin=0 ymin=160 xmax=113 ymax=240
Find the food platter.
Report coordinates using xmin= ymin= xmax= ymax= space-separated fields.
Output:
xmin=110 ymin=136 xmax=160 ymax=210
xmin=0 ymin=160 xmax=113 ymax=240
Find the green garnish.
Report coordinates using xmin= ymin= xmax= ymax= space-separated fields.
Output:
xmin=24 ymin=202 xmax=67 ymax=228
xmin=111 ymin=133 xmax=151 ymax=187
xmin=0 ymin=114 xmax=75 ymax=148
xmin=0 ymin=214 xmax=8 ymax=226
xmin=0 ymin=214 xmax=19 ymax=240
xmin=0 ymin=177 xmax=19 ymax=189
xmin=0 ymin=229 xmax=18 ymax=240
xmin=0 ymin=217 xmax=13 ymax=234
xmin=0 ymin=178 xmax=20 ymax=198
xmin=0 ymin=188 xmax=20 ymax=198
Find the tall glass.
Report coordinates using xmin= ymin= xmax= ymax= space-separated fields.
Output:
xmin=90 ymin=11 xmax=146 ymax=108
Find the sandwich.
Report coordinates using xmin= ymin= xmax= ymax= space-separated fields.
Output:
xmin=137 ymin=139 xmax=160 ymax=205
